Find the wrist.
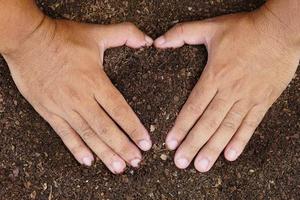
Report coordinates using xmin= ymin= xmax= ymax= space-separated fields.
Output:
xmin=252 ymin=1 xmax=300 ymax=56
xmin=0 ymin=1 xmax=47 ymax=55
xmin=2 ymin=16 xmax=58 ymax=72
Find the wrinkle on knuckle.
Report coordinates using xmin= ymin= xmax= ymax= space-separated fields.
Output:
xmin=186 ymin=102 xmax=203 ymax=116
xmin=57 ymin=127 xmax=71 ymax=139
xmin=228 ymin=109 xmax=243 ymax=120
xmin=111 ymin=104 xmax=129 ymax=118
xmin=222 ymin=121 xmax=237 ymax=132
xmin=97 ymin=126 xmax=109 ymax=136
xmin=79 ymin=125 xmax=93 ymax=140
xmin=174 ymin=23 xmax=185 ymax=36
xmin=243 ymin=119 xmax=259 ymax=129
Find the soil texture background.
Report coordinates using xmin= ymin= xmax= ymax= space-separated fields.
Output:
xmin=0 ymin=0 xmax=299 ymax=199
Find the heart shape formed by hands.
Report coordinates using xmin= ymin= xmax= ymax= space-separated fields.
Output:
xmin=3 ymin=8 xmax=299 ymax=175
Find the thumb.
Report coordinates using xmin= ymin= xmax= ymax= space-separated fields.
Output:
xmin=97 ymin=22 xmax=153 ymax=50
xmin=154 ymin=20 xmax=216 ymax=48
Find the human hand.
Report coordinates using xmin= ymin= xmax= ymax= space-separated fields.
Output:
xmin=3 ymin=18 xmax=153 ymax=174
xmin=155 ymin=8 xmax=299 ymax=172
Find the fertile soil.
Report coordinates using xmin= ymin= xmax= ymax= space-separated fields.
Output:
xmin=0 ymin=0 xmax=299 ymax=199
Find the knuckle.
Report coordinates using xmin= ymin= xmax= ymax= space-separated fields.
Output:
xmin=204 ymin=119 xmax=219 ymax=131
xmin=67 ymin=89 xmax=83 ymax=106
xmin=209 ymin=98 xmax=227 ymax=112
xmin=243 ymin=119 xmax=259 ymax=129
xmin=79 ymin=125 xmax=93 ymax=140
xmin=97 ymin=126 xmax=109 ymax=136
xmin=174 ymin=23 xmax=185 ymax=35
xmin=222 ymin=121 xmax=237 ymax=132
xmin=111 ymin=104 xmax=129 ymax=118
xmin=221 ymin=111 xmax=243 ymax=131
xmin=228 ymin=109 xmax=243 ymax=120
xmin=56 ymin=127 xmax=71 ymax=139
xmin=185 ymin=102 xmax=203 ymax=116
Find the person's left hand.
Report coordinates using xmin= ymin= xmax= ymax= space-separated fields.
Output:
xmin=154 ymin=9 xmax=299 ymax=172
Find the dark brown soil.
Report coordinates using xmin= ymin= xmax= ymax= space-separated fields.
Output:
xmin=1 ymin=0 xmax=299 ymax=199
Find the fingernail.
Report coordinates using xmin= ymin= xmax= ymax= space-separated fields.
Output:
xmin=155 ymin=36 xmax=166 ymax=46
xmin=167 ymin=139 xmax=178 ymax=150
xmin=138 ymin=139 xmax=152 ymax=151
xmin=227 ymin=148 xmax=237 ymax=161
xmin=112 ymin=160 xmax=125 ymax=174
xmin=175 ymin=157 xmax=189 ymax=169
xmin=145 ymin=35 xmax=153 ymax=46
xmin=130 ymin=158 xmax=141 ymax=168
xmin=197 ymin=158 xmax=210 ymax=172
xmin=82 ymin=156 xmax=93 ymax=167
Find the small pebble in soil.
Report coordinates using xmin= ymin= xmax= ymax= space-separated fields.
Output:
xmin=42 ymin=183 xmax=47 ymax=190
xmin=12 ymin=167 xmax=19 ymax=177
xmin=24 ymin=181 xmax=32 ymax=189
xmin=30 ymin=191 xmax=37 ymax=199
xmin=174 ymin=95 xmax=180 ymax=102
xmin=160 ymin=154 xmax=168 ymax=161
xmin=150 ymin=125 xmax=156 ymax=132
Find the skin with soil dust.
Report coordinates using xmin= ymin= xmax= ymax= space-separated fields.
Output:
xmin=0 ymin=0 xmax=299 ymax=199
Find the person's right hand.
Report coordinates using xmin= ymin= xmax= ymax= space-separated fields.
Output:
xmin=3 ymin=17 xmax=153 ymax=174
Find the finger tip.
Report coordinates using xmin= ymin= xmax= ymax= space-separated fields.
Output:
xmin=138 ymin=139 xmax=152 ymax=151
xmin=82 ymin=156 xmax=94 ymax=167
xmin=154 ymin=36 xmax=166 ymax=47
xmin=194 ymin=157 xmax=211 ymax=173
xmin=175 ymin=158 xmax=189 ymax=169
xmin=112 ymin=160 xmax=126 ymax=174
xmin=130 ymin=158 xmax=142 ymax=168
xmin=166 ymin=139 xmax=178 ymax=150
xmin=225 ymin=148 xmax=239 ymax=162
xmin=145 ymin=35 xmax=154 ymax=46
